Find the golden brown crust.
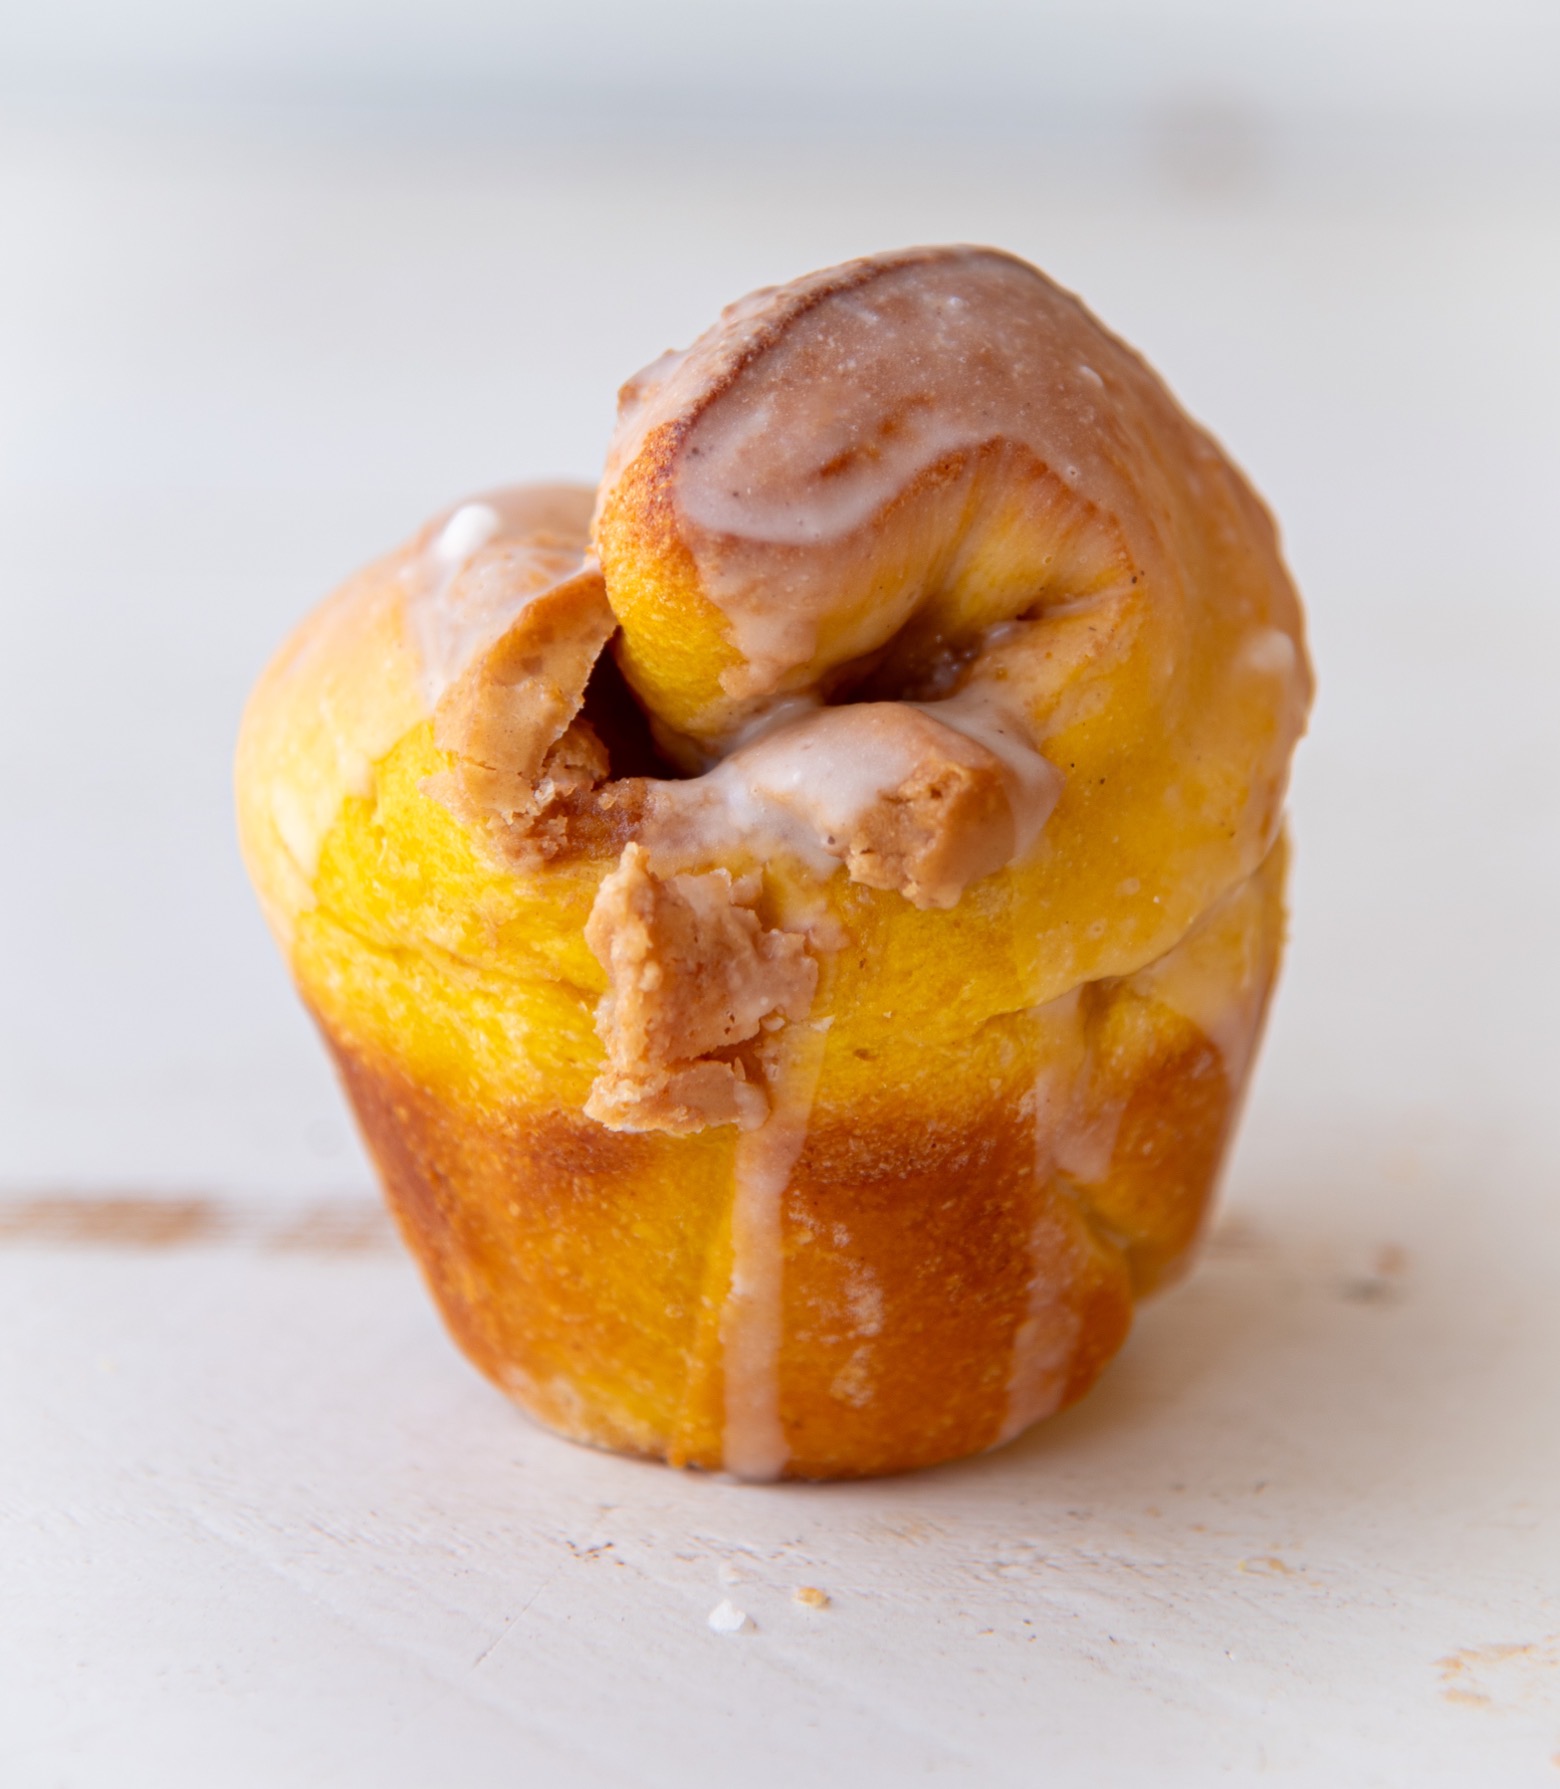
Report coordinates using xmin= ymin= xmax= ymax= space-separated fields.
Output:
xmin=298 ymin=832 xmax=1285 ymax=1477
xmin=315 ymin=988 xmax=1233 ymax=1477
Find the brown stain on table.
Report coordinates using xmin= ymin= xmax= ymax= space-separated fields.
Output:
xmin=1437 ymin=1637 xmax=1560 ymax=1712
xmin=0 ymin=1195 xmax=397 ymax=1254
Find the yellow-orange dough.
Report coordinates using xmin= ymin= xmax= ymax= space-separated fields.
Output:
xmin=236 ymin=247 xmax=1310 ymax=1479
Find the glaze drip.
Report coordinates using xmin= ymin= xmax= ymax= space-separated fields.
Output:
xmin=1002 ymin=989 xmax=1091 ymax=1442
xmin=719 ymin=1020 xmax=829 ymax=1481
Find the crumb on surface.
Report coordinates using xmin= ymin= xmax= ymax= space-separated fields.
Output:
xmin=793 ymin=1585 xmax=830 ymax=1609
xmin=708 ymin=1599 xmax=754 ymax=1634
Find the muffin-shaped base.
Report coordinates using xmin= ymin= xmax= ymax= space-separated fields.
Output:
xmin=310 ymin=838 xmax=1284 ymax=1480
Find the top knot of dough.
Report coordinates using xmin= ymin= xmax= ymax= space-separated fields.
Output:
xmin=594 ymin=244 xmax=1289 ymax=769
xmin=406 ymin=244 xmax=1305 ymax=941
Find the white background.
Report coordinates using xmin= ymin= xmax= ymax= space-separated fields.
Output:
xmin=2 ymin=2 xmax=1558 ymax=1782
xmin=5 ymin=0 xmax=1559 ymax=129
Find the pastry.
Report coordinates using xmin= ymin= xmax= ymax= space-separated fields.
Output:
xmin=236 ymin=246 xmax=1310 ymax=1479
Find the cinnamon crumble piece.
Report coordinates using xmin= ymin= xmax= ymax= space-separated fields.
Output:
xmin=584 ymin=844 xmax=816 ymax=1133
xmin=840 ymin=744 xmax=1014 ymax=909
xmin=428 ymin=564 xmax=616 ymax=843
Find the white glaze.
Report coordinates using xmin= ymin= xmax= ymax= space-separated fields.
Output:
xmin=1000 ymin=990 xmax=1091 ymax=1443
xmin=1130 ymin=876 xmax=1272 ymax=1088
xmin=641 ymin=691 xmax=1060 ymax=903
xmin=1052 ymin=1099 xmax=1126 ymax=1187
xmin=719 ymin=1019 xmax=829 ymax=1481
xmin=676 ymin=262 xmax=1113 ymax=549
xmin=402 ymin=485 xmax=596 ymax=707
xmin=605 ymin=250 xmax=1150 ymax=700
xmin=434 ymin=501 xmax=501 ymax=567
xmin=267 ymin=778 xmax=327 ymax=894
xmin=1242 ymin=625 xmax=1300 ymax=681
xmin=999 ymin=1212 xmax=1083 ymax=1446
xmin=999 ymin=860 xmax=1280 ymax=1445
xmin=727 ymin=710 xmax=910 ymax=841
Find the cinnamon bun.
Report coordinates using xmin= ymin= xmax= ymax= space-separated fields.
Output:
xmin=236 ymin=247 xmax=1310 ymax=1478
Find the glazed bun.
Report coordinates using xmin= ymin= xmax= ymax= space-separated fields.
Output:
xmin=237 ymin=247 xmax=1309 ymax=1478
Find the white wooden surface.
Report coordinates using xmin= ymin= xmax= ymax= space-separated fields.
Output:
xmin=3 ymin=110 xmax=1559 ymax=1785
